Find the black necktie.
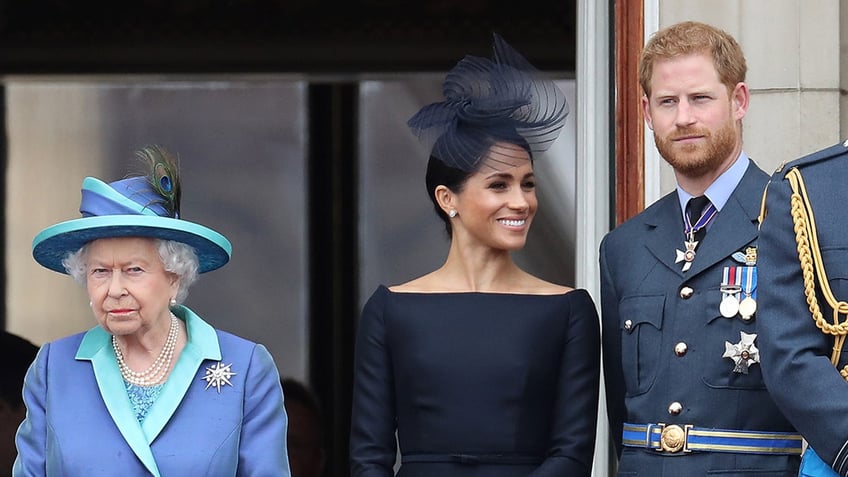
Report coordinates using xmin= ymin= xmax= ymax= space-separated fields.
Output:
xmin=686 ymin=195 xmax=712 ymax=244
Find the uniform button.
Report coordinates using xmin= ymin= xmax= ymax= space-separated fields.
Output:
xmin=624 ymin=320 xmax=633 ymax=331
xmin=679 ymin=286 xmax=694 ymax=299
xmin=668 ymin=402 xmax=683 ymax=415
xmin=674 ymin=342 xmax=688 ymax=357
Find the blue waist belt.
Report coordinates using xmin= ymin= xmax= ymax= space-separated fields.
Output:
xmin=402 ymin=453 xmax=543 ymax=465
xmin=622 ymin=422 xmax=803 ymax=455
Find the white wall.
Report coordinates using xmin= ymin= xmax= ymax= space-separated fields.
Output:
xmin=653 ymin=0 xmax=843 ymax=198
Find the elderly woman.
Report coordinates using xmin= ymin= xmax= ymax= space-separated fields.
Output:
xmin=349 ymin=35 xmax=600 ymax=476
xmin=14 ymin=146 xmax=290 ymax=476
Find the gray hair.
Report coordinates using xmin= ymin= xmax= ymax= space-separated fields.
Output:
xmin=62 ymin=238 xmax=199 ymax=304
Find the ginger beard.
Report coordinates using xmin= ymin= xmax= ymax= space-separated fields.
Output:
xmin=654 ymin=110 xmax=738 ymax=179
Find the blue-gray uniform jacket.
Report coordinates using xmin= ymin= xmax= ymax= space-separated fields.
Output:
xmin=600 ymin=159 xmax=801 ymax=476
xmin=758 ymin=140 xmax=848 ymax=477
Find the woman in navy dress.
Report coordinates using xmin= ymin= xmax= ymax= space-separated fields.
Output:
xmin=349 ymin=34 xmax=601 ymax=477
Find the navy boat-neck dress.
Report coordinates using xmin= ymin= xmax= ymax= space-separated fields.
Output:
xmin=350 ymin=285 xmax=600 ymax=477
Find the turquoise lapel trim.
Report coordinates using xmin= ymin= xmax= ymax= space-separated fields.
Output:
xmin=73 ymin=307 xmax=221 ymax=477
xmin=141 ymin=306 xmax=221 ymax=441
xmin=76 ymin=328 xmax=162 ymax=477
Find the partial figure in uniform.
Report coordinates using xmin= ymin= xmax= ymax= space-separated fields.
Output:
xmin=758 ymin=141 xmax=848 ymax=477
xmin=349 ymin=34 xmax=600 ymax=476
xmin=599 ymin=21 xmax=801 ymax=476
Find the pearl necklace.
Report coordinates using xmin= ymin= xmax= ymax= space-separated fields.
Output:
xmin=113 ymin=314 xmax=179 ymax=386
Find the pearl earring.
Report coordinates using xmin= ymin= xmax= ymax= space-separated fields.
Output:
xmin=170 ymin=298 xmax=177 ymax=306
xmin=449 ymin=209 xmax=457 ymax=218
xmin=89 ymin=301 xmax=93 ymax=308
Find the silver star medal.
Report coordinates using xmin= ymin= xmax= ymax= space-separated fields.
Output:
xmin=202 ymin=362 xmax=237 ymax=393
xmin=722 ymin=332 xmax=760 ymax=374
xmin=675 ymin=239 xmax=699 ymax=272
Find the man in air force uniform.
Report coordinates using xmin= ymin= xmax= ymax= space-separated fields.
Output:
xmin=759 ymin=140 xmax=848 ymax=477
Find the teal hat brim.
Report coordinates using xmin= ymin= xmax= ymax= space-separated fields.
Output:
xmin=32 ymin=215 xmax=232 ymax=274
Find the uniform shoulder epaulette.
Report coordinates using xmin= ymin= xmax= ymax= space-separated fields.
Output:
xmin=775 ymin=139 xmax=848 ymax=176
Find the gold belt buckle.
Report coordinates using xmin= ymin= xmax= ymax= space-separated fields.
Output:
xmin=658 ymin=423 xmax=690 ymax=453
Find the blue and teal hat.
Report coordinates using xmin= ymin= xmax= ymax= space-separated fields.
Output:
xmin=32 ymin=147 xmax=232 ymax=274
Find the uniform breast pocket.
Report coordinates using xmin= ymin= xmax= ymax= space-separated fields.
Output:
xmin=702 ymin=309 xmax=766 ymax=390
xmin=619 ymin=294 xmax=665 ymax=396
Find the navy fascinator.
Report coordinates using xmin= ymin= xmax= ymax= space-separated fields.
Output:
xmin=407 ymin=33 xmax=569 ymax=171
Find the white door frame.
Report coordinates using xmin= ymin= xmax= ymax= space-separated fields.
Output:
xmin=575 ymin=1 xmax=660 ymax=475
xmin=575 ymin=0 xmax=611 ymax=474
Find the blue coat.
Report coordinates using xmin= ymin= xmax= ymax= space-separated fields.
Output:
xmin=13 ymin=306 xmax=290 ymax=477
xmin=758 ymin=141 xmax=848 ymax=477
xmin=600 ymin=161 xmax=799 ymax=475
